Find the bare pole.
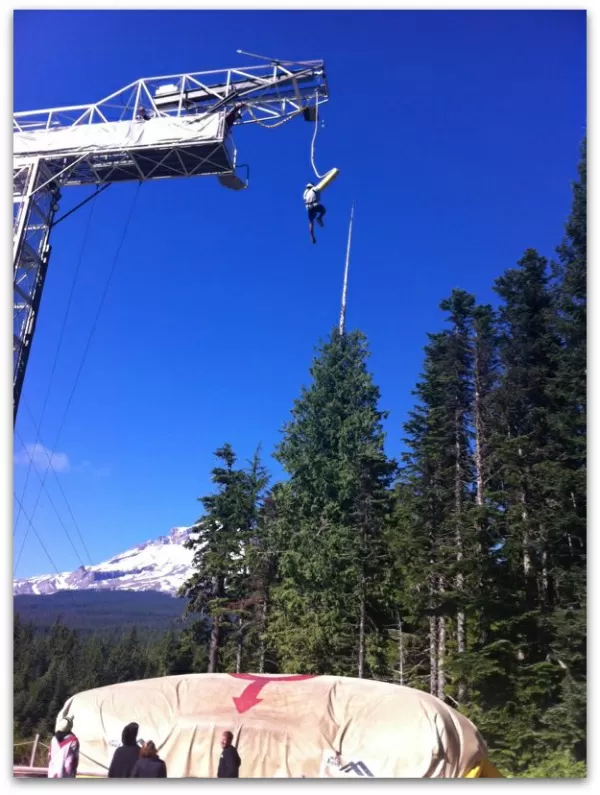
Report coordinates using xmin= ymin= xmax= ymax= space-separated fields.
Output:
xmin=29 ymin=735 xmax=40 ymax=768
xmin=339 ymin=203 xmax=354 ymax=335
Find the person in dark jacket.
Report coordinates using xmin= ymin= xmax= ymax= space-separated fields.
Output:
xmin=217 ymin=731 xmax=241 ymax=778
xmin=108 ymin=723 xmax=140 ymax=778
xmin=131 ymin=741 xmax=167 ymax=778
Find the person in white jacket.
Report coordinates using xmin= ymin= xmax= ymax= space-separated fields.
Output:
xmin=47 ymin=716 xmax=79 ymax=778
xmin=303 ymin=183 xmax=326 ymax=244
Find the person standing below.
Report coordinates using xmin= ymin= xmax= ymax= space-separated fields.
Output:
xmin=47 ymin=716 xmax=79 ymax=778
xmin=217 ymin=731 xmax=241 ymax=778
xmin=131 ymin=741 xmax=167 ymax=778
xmin=108 ymin=722 xmax=140 ymax=778
xmin=303 ymin=182 xmax=326 ymax=244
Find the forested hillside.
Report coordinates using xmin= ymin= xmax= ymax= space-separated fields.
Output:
xmin=13 ymin=591 xmax=185 ymax=631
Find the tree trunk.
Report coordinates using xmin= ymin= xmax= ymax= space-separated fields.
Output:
xmin=236 ymin=619 xmax=244 ymax=674
xmin=207 ymin=576 xmax=224 ymax=674
xmin=357 ymin=576 xmax=365 ymax=679
xmin=455 ymin=618 xmax=466 ymax=702
xmin=429 ymin=613 xmax=438 ymax=696
xmin=396 ymin=614 xmax=405 ymax=686
xmin=541 ymin=547 xmax=549 ymax=605
xmin=567 ymin=529 xmax=574 ymax=558
xmin=455 ymin=413 xmax=467 ymax=703
xmin=435 ymin=574 xmax=446 ymax=700
xmin=473 ymin=330 xmax=486 ymax=512
xmin=519 ymin=482 xmax=539 ymax=611
xmin=208 ymin=616 xmax=220 ymax=673
xmin=258 ymin=589 xmax=268 ymax=674
xmin=517 ymin=444 xmax=532 ymax=578
xmin=520 ymin=487 xmax=532 ymax=576
xmin=437 ymin=612 xmax=446 ymax=701
xmin=522 ymin=530 xmax=531 ymax=575
xmin=472 ymin=324 xmax=489 ymax=646
xmin=428 ymin=528 xmax=438 ymax=696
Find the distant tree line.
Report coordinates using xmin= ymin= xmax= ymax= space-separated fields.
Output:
xmin=13 ymin=591 xmax=185 ymax=632
xmin=14 ymin=141 xmax=585 ymax=778
xmin=13 ymin=617 xmax=206 ymax=750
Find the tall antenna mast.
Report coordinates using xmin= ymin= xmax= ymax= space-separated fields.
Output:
xmin=338 ymin=204 xmax=354 ymax=335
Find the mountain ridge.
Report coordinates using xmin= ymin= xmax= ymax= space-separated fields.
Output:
xmin=13 ymin=525 xmax=197 ymax=596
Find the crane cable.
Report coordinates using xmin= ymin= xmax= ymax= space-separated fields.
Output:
xmin=245 ymin=93 xmax=326 ymax=180
xmin=15 ymin=182 xmax=142 ymax=572
xmin=13 ymin=489 xmax=60 ymax=576
xmin=14 ymin=189 xmax=100 ymax=540
xmin=246 ymin=105 xmax=303 ymax=128
xmin=25 ymin=396 xmax=94 ymax=564
xmin=310 ymin=94 xmax=326 ymax=180
xmin=14 ymin=426 xmax=85 ymax=573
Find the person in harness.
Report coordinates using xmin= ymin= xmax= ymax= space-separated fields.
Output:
xmin=303 ymin=183 xmax=326 ymax=244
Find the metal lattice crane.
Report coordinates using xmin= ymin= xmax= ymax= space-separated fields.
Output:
xmin=13 ymin=57 xmax=329 ymax=422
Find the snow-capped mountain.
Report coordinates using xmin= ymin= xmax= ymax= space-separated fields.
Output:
xmin=13 ymin=526 xmax=197 ymax=597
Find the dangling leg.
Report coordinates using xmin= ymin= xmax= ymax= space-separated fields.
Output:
xmin=316 ymin=204 xmax=326 ymax=228
xmin=308 ymin=207 xmax=317 ymax=243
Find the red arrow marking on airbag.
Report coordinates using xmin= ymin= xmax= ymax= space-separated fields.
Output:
xmin=229 ymin=674 xmax=315 ymax=713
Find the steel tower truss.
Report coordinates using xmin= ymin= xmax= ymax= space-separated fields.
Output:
xmin=13 ymin=59 xmax=328 ymax=420
xmin=13 ymin=159 xmax=60 ymax=421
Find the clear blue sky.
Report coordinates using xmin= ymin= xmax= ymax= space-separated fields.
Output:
xmin=13 ymin=9 xmax=586 ymax=579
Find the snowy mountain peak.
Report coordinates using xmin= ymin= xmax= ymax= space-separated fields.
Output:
xmin=13 ymin=526 xmax=198 ymax=597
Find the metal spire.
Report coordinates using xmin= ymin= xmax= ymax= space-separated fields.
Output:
xmin=338 ymin=203 xmax=354 ymax=335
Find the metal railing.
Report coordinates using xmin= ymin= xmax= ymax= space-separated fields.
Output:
xmin=13 ymin=735 xmax=105 ymax=778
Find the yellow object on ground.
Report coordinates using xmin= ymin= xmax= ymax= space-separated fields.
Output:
xmin=314 ymin=167 xmax=340 ymax=193
xmin=57 ymin=673 xmax=490 ymax=779
xmin=465 ymin=758 xmax=504 ymax=777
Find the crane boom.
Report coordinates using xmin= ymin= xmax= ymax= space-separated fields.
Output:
xmin=13 ymin=59 xmax=329 ymax=422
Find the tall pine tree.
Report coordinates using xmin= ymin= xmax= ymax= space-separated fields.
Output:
xmin=180 ymin=443 xmax=268 ymax=672
xmin=269 ymin=328 xmax=395 ymax=676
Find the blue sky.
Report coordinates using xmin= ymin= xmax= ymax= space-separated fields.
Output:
xmin=13 ymin=9 xmax=586 ymax=579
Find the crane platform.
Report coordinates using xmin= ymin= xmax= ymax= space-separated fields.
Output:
xmin=14 ymin=112 xmax=233 ymax=185
xmin=12 ymin=59 xmax=329 ymax=420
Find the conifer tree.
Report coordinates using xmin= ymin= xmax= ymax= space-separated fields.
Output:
xmin=180 ymin=444 xmax=244 ymax=672
xmin=180 ymin=443 xmax=268 ymax=673
xmin=548 ymin=140 xmax=586 ymax=590
xmin=544 ymin=139 xmax=587 ymax=764
xmin=270 ymin=328 xmax=395 ymax=676
xmin=492 ymin=249 xmax=560 ymax=607
xmin=397 ymin=305 xmax=472 ymax=700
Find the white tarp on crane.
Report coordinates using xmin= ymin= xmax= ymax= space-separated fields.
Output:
xmin=56 ymin=673 xmax=493 ymax=778
xmin=14 ymin=113 xmax=225 ymax=158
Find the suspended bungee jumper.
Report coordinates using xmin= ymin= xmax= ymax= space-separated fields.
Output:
xmin=302 ymin=92 xmax=340 ymax=244
xmin=308 ymin=90 xmax=340 ymax=192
